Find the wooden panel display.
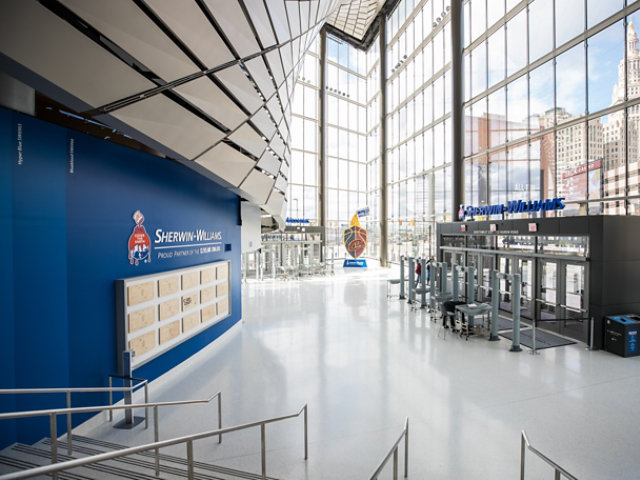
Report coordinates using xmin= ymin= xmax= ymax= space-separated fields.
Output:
xmin=116 ymin=260 xmax=231 ymax=371
xmin=201 ymin=268 xmax=215 ymax=284
xmin=129 ymin=331 xmax=156 ymax=356
xmin=158 ymin=276 xmax=179 ymax=297
xmin=128 ymin=306 xmax=155 ymax=333
xmin=159 ymin=320 xmax=180 ymax=344
xmin=127 ymin=281 xmax=155 ymax=306
xmin=202 ymin=304 xmax=216 ymax=323
xmin=201 ymin=286 xmax=216 ymax=304
xmin=159 ymin=298 xmax=180 ymax=321
xmin=182 ymin=271 xmax=199 ymax=290
xmin=216 ymin=297 xmax=229 ymax=316
xmin=183 ymin=311 xmax=200 ymax=332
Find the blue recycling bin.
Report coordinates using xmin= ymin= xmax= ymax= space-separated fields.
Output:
xmin=604 ymin=315 xmax=640 ymax=357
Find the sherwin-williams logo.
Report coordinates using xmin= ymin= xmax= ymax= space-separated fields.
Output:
xmin=128 ymin=210 xmax=151 ymax=265
xmin=458 ymin=197 xmax=565 ymax=220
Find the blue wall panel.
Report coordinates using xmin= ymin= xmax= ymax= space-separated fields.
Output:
xmin=2 ymin=108 xmax=242 ymax=447
xmin=0 ymin=109 xmax=16 ymax=444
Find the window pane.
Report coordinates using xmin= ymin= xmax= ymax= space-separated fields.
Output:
xmin=529 ymin=0 xmax=554 ymax=62
xmin=506 ymin=9 xmax=527 ymax=76
xmin=556 ymin=122 xmax=587 ymax=213
xmin=471 ymin=0 xmax=486 ymax=43
xmin=588 ymin=0 xmax=623 ymax=28
xmin=556 ymin=0 xmax=585 ymax=46
xmin=556 ymin=43 xmax=586 ymax=117
xmin=507 ymin=74 xmax=529 ymax=141
xmin=588 ymin=21 xmax=624 ymax=114
xmin=471 ymin=42 xmax=487 ymax=98
xmin=488 ymin=87 xmax=506 ymax=148
xmin=530 ymin=60 xmax=555 ymax=130
xmin=487 ymin=27 xmax=505 ymax=87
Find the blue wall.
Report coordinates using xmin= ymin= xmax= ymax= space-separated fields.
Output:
xmin=0 ymin=108 xmax=242 ymax=447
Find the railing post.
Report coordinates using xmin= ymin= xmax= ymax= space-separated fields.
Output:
xmin=66 ymin=391 xmax=72 ymax=455
xmin=261 ymin=423 xmax=267 ymax=480
xmin=218 ymin=392 xmax=222 ymax=444
xmin=186 ymin=439 xmax=194 ymax=480
xmin=144 ymin=382 xmax=149 ymax=429
xmin=108 ymin=376 xmax=113 ymax=422
xmin=404 ymin=418 xmax=409 ymax=478
xmin=50 ymin=412 xmax=58 ymax=480
xmin=393 ymin=447 xmax=398 ymax=480
xmin=520 ymin=432 xmax=526 ymax=480
xmin=304 ymin=404 xmax=308 ymax=460
xmin=154 ymin=406 xmax=160 ymax=476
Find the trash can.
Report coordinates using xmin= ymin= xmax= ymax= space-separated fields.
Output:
xmin=604 ymin=315 xmax=640 ymax=357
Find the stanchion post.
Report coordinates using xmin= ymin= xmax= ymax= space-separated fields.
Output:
xmin=407 ymin=257 xmax=415 ymax=304
xmin=399 ymin=256 xmax=406 ymax=300
xmin=489 ymin=271 xmax=500 ymax=341
xmin=510 ymin=274 xmax=522 ymax=352
xmin=452 ymin=266 xmax=459 ymax=301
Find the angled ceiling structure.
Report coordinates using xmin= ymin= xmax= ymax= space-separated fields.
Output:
xmin=0 ymin=0 xmax=385 ymax=225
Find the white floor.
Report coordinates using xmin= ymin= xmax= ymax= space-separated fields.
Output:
xmin=78 ymin=265 xmax=640 ymax=479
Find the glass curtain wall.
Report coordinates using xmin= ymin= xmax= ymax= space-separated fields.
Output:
xmin=289 ymin=37 xmax=321 ymax=224
xmin=386 ymin=0 xmax=453 ymax=263
xmin=366 ymin=37 xmax=382 ymax=260
xmin=463 ymin=0 xmax=640 ymax=217
xmin=325 ymin=35 xmax=372 ymax=259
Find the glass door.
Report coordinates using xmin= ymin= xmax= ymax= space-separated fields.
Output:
xmin=561 ymin=263 xmax=588 ymax=342
xmin=536 ymin=260 xmax=559 ymax=331
xmin=519 ymin=259 xmax=534 ymax=320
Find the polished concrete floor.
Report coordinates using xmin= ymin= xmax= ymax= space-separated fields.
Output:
xmin=78 ymin=265 xmax=640 ymax=479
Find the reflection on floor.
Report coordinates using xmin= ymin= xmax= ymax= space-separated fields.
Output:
xmin=76 ymin=264 xmax=640 ymax=480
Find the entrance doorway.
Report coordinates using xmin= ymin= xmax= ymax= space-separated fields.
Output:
xmin=536 ymin=259 xmax=588 ymax=342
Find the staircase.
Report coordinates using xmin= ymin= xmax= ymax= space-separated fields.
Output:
xmin=0 ymin=435 xmax=279 ymax=480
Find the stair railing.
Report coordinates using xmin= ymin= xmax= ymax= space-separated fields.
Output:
xmin=1 ymin=376 xmax=148 ymax=451
xmin=520 ymin=430 xmax=578 ymax=480
xmin=369 ymin=417 xmax=409 ymax=480
xmin=0 ymin=391 xmax=222 ymax=480
xmin=0 ymin=403 xmax=308 ymax=480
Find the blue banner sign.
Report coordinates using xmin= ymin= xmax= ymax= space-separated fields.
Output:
xmin=458 ymin=197 xmax=565 ymax=220
xmin=344 ymin=259 xmax=367 ymax=268
xmin=357 ymin=207 xmax=369 ymax=217
xmin=286 ymin=217 xmax=310 ymax=224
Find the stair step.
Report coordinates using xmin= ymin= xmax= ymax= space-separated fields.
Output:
xmin=42 ymin=439 xmax=226 ymax=480
xmin=69 ymin=435 xmax=279 ymax=480
xmin=10 ymin=443 xmax=173 ymax=480
xmin=0 ymin=446 xmax=93 ymax=480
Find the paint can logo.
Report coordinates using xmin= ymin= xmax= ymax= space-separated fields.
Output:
xmin=128 ymin=210 xmax=151 ymax=265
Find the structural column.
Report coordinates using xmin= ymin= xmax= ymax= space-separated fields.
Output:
xmin=379 ymin=15 xmax=389 ymax=267
xmin=450 ymin=0 xmax=464 ymax=218
xmin=319 ymin=27 xmax=328 ymax=261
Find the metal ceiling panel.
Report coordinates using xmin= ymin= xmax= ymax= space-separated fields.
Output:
xmin=243 ymin=0 xmax=277 ymax=48
xmin=110 ymin=94 xmax=224 ymax=159
xmin=195 ymin=142 xmax=256 ymax=187
xmin=244 ymin=57 xmax=276 ymax=100
xmin=264 ymin=0 xmax=290 ymax=44
xmin=60 ymin=0 xmax=198 ymax=82
xmin=265 ymin=190 xmax=286 ymax=218
xmin=257 ymin=150 xmax=282 ymax=177
xmin=275 ymin=174 xmax=288 ymax=192
xmin=251 ymin=108 xmax=277 ymax=140
xmin=265 ymin=49 xmax=285 ymax=86
xmin=203 ymin=0 xmax=260 ymax=59
xmin=214 ymin=65 xmax=263 ymax=114
xmin=270 ymin=133 xmax=286 ymax=158
xmin=145 ymin=0 xmax=234 ymax=68
xmin=239 ymin=170 xmax=276 ymax=204
xmin=285 ymin=2 xmax=301 ymax=38
xmin=0 ymin=1 xmax=155 ymax=109
xmin=173 ymin=77 xmax=245 ymax=131
xmin=228 ymin=123 xmax=268 ymax=159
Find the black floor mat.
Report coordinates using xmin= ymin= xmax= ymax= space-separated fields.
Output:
xmin=499 ymin=328 xmax=576 ymax=350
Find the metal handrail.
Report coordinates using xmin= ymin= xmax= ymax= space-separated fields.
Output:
xmin=369 ymin=417 xmax=409 ymax=480
xmin=520 ymin=430 xmax=578 ymax=480
xmin=0 ymin=391 xmax=222 ymax=480
xmin=0 ymin=378 xmax=148 ymax=456
xmin=0 ymin=403 xmax=308 ymax=480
